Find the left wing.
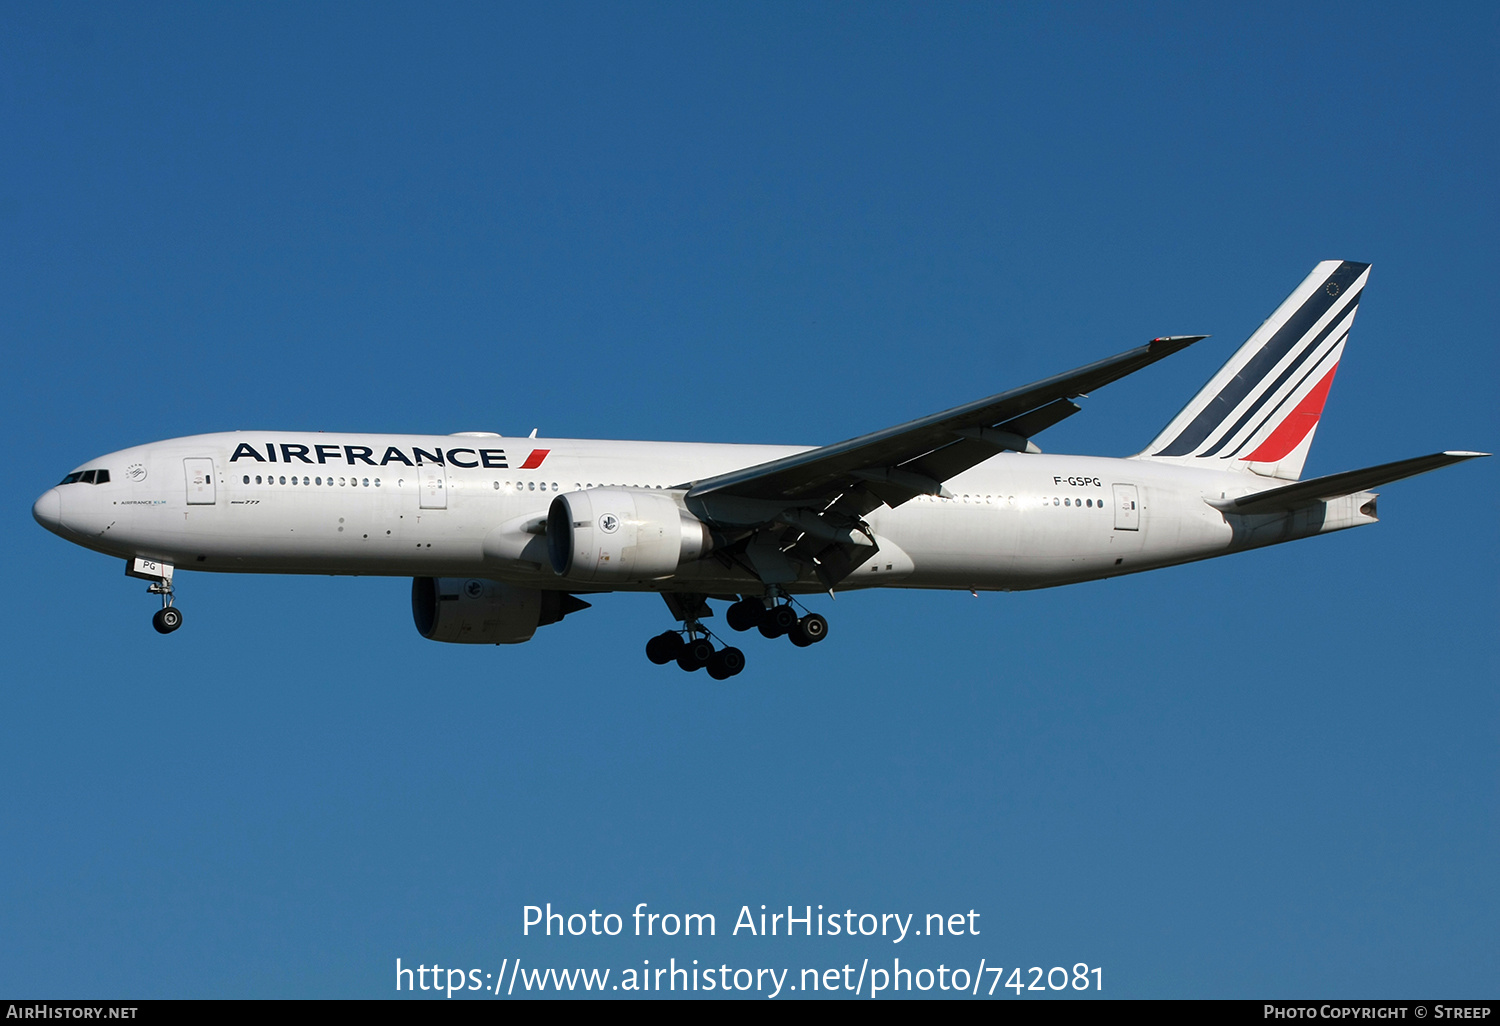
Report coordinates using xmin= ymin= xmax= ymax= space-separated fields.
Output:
xmin=689 ymin=336 xmax=1203 ymax=509
xmin=685 ymin=336 xmax=1203 ymax=589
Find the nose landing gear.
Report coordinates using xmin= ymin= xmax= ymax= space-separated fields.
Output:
xmin=152 ymin=605 xmax=182 ymax=634
xmin=127 ymin=558 xmax=182 ymax=634
xmin=148 ymin=579 xmax=182 ymax=634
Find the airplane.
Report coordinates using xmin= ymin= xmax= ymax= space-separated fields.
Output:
xmin=32 ymin=261 xmax=1487 ymax=679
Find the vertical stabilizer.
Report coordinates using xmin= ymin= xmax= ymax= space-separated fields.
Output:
xmin=1138 ymin=260 xmax=1370 ymax=481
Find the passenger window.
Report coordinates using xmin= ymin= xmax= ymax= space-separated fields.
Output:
xmin=528 ymin=481 xmax=535 ymax=491
xmin=256 ymin=476 xmax=263 ymax=484
xmin=243 ymin=475 xmax=250 ymax=484
xmin=362 ymin=478 xmax=369 ymax=487
xmin=1064 ymin=497 xmax=1070 ymax=506
xmin=375 ymin=479 xmax=381 ymax=487
xmin=279 ymin=476 xmax=286 ymax=485
xmin=1053 ymin=497 xmax=1059 ymax=506
xmin=316 ymin=477 xmax=322 ymax=485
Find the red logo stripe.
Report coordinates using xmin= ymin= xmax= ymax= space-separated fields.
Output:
xmin=519 ymin=449 xmax=550 ymax=470
xmin=1241 ymin=364 xmax=1339 ymax=464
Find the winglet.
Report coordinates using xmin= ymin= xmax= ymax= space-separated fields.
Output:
xmin=1148 ymin=335 xmax=1208 ymax=357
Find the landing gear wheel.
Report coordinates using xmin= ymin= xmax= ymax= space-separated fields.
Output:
xmin=726 ymin=598 xmax=764 ymax=632
xmin=152 ymin=607 xmax=182 ymax=634
xmin=790 ymin=612 xmax=828 ymax=646
xmin=758 ymin=605 xmax=799 ymax=639
xmin=706 ymin=647 xmax=746 ymax=680
xmin=676 ymin=638 xmax=715 ymax=672
xmin=646 ymin=631 xmax=685 ymax=665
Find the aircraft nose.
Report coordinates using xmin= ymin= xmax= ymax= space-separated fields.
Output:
xmin=33 ymin=488 xmax=64 ymax=534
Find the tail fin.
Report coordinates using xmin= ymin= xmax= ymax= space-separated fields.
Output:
xmin=1139 ymin=260 xmax=1371 ymax=481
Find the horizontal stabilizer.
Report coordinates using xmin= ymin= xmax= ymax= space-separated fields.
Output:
xmin=1217 ymin=451 xmax=1489 ymax=515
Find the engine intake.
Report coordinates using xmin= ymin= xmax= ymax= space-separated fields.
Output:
xmin=411 ymin=577 xmax=590 ymax=644
xmin=547 ymin=488 xmax=712 ymax=583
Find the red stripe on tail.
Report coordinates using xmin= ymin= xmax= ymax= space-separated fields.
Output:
xmin=1241 ymin=365 xmax=1339 ymax=464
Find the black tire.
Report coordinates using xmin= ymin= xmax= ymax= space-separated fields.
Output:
xmin=726 ymin=598 xmax=764 ymax=632
xmin=677 ymin=638 xmax=714 ymax=672
xmin=707 ymin=646 xmax=746 ymax=680
xmin=760 ymin=604 xmax=798 ymax=638
xmin=645 ymin=631 xmax=684 ymax=665
xmin=794 ymin=612 xmax=828 ymax=645
xmin=152 ymin=607 xmax=182 ymax=634
xmin=789 ymin=629 xmax=814 ymax=648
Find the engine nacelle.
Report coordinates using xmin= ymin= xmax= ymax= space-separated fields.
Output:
xmin=546 ymin=488 xmax=712 ymax=583
xmin=411 ymin=577 xmax=588 ymax=644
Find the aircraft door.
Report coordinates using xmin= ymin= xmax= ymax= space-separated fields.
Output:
xmin=184 ymin=458 xmax=217 ymax=505
xmin=1111 ymin=483 xmax=1139 ymax=530
xmin=419 ymin=462 xmax=448 ymax=509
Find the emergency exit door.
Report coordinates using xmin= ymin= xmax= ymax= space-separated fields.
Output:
xmin=419 ymin=463 xmax=448 ymax=509
xmin=1112 ymin=483 xmax=1139 ymax=530
xmin=184 ymin=458 xmax=216 ymax=505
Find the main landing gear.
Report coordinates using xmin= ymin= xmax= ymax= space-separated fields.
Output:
xmin=645 ymin=591 xmax=745 ymax=679
xmin=645 ymin=590 xmax=827 ymax=678
xmin=726 ymin=596 xmax=828 ymax=648
xmin=645 ymin=629 xmax=746 ymax=680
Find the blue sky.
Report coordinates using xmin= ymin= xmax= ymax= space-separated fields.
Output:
xmin=2 ymin=2 xmax=1495 ymax=999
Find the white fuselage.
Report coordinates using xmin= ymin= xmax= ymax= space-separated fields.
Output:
xmin=34 ymin=430 xmax=1374 ymax=596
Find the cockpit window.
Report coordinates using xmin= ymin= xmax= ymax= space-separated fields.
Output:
xmin=57 ymin=469 xmax=110 ymax=485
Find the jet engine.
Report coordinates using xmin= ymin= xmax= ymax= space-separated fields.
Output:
xmin=546 ymin=488 xmax=713 ymax=583
xmin=411 ymin=577 xmax=590 ymax=644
